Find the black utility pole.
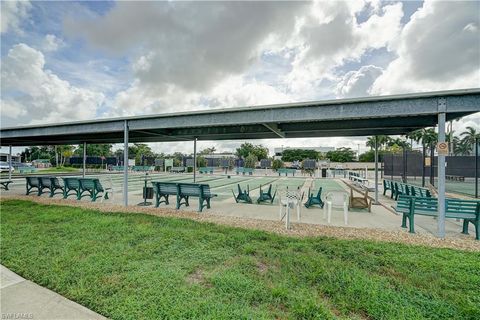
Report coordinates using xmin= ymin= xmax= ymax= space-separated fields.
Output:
xmin=391 ymin=153 xmax=394 ymax=181
xmin=422 ymin=144 xmax=426 ymax=187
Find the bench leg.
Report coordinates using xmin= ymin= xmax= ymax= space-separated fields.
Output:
xmin=408 ymin=214 xmax=415 ymax=233
xmin=475 ymin=221 xmax=479 ymax=240
xmin=462 ymin=220 xmax=470 ymax=235
xmin=401 ymin=213 xmax=407 ymax=228
xmin=92 ymin=190 xmax=98 ymax=202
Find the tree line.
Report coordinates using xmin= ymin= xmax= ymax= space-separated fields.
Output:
xmin=18 ymin=126 xmax=479 ymax=167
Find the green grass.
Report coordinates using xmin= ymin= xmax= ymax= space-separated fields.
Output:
xmin=35 ymin=166 xmax=81 ymax=173
xmin=1 ymin=200 xmax=479 ymax=320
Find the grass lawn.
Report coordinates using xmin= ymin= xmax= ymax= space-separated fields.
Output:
xmin=1 ymin=200 xmax=479 ymax=320
xmin=35 ymin=166 xmax=81 ymax=174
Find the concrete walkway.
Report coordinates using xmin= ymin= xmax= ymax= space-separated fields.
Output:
xmin=1 ymin=265 xmax=106 ymax=320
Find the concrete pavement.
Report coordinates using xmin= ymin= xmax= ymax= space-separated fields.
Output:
xmin=1 ymin=265 xmax=106 ymax=320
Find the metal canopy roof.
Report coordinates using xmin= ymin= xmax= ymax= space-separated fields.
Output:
xmin=1 ymin=88 xmax=479 ymax=146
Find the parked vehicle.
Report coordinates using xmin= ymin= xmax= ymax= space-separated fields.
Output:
xmin=0 ymin=161 xmax=15 ymax=173
xmin=12 ymin=161 xmax=33 ymax=169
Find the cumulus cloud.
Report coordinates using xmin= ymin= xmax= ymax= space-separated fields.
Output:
xmin=42 ymin=34 xmax=65 ymax=52
xmin=65 ymin=1 xmax=308 ymax=95
xmin=66 ymin=0 xmax=405 ymax=120
xmin=371 ymin=0 xmax=480 ymax=95
xmin=1 ymin=44 xmax=104 ymax=126
xmin=0 ymin=0 xmax=31 ymax=34
xmin=108 ymin=75 xmax=292 ymax=118
xmin=284 ymin=1 xmax=403 ymax=98
xmin=335 ymin=65 xmax=383 ymax=98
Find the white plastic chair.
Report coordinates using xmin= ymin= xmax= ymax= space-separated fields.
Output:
xmin=100 ymin=177 xmax=114 ymax=203
xmin=324 ymin=191 xmax=349 ymax=225
xmin=279 ymin=188 xmax=302 ymax=229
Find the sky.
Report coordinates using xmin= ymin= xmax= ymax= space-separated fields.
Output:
xmin=1 ymin=0 xmax=479 ymax=156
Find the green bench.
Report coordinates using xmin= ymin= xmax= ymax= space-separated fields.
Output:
xmin=198 ymin=167 xmax=215 ymax=174
xmin=236 ymin=167 xmax=254 ymax=175
xmin=257 ymin=184 xmax=276 ymax=204
xmin=38 ymin=176 xmax=63 ymax=197
xmin=277 ymin=168 xmax=296 ymax=176
xmin=151 ymin=181 xmax=217 ymax=212
xmin=63 ymin=177 xmax=81 ymax=199
xmin=304 ymin=187 xmax=324 ymax=208
xmin=78 ymin=178 xmax=110 ymax=201
xmin=395 ymin=195 xmax=479 ymax=240
xmin=232 ymin=184 xmax=252 ymax=203
xmin=151 ymin=182 xmax=178 ymax=207
xmin=132 ymin=166 xmax=155 ymax=172
xmin=26 ymin=177 xmax=41 ymax=195
xmin=383 ymin=179 xmax=393 ymax=197
xmin=19 ymin=167 xmax=37 ymax=174
xmin=111 ymin=166 xmax=124 ymax=171
xmin=1 ymin=180 xmax=12 ymax=190
xmin=388 ymin=180 xmax=431 ymax=200
xmin=176 ymin=183 xmax=217 ymax=212
xmin=348 ymin=171 xmax=360 ymax=180
xmin=62 ymin=177 xmax=110 ymax=201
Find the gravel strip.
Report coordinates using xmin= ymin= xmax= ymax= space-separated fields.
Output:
xmin=2 ymin=195 xmax=479 ymax=252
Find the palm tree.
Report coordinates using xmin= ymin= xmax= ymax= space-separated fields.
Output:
xmin=366 ymin=135 xmax=391 ymax=150
xmin=460 ymin=126 xmax=479 ymax=154
xmin=387 ymin=137 xmax=410 ymax=151
xmin=366 ymin=137 xmax=376 ymax=150
xmin=452 ymin=136 xmax=461 ymax=155
xmin=421 ymin=128 xmax=438 ymax=148
xmin=406 ymin=129 xmax=423 ymax=148
xmin=455 ymin=140 xmax=472 ymax=156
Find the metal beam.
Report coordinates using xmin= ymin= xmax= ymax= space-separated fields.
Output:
xmin=1 ymin=89 xmax=478 ymax=147
xmin=123 ymin=120 xmax=129 ymax=207
xmin=263 ymin=123 xmax=285 ymax=138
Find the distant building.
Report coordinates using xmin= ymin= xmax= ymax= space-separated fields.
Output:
xmin=0 ymin=153 xmax=21 ymax=163
xmin=273 ymin=147 xmax=335 ymax=160
xmin=203 ymin=152 xmax=236 ymax=159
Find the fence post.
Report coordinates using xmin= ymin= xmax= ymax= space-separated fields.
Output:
xmin=422 ymin=144 xmax=426 ymax=187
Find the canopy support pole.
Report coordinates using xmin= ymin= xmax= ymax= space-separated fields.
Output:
xmin=475 ymin=137 xmax=478 ymax=198
xmin=8 ymin=145 xmax=12 ymax=181
xmin=82 ymin=142 xmax=86 ymax=178
xmin=374 ymin=135 xmax=378 ymax=204
xmin=437 ymin=100 xmax=446 ymax=239
xmin=124 ymin=120 xmax=129 ymax=207
xmin=193 ymin=137 xmax=197 ymax=183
